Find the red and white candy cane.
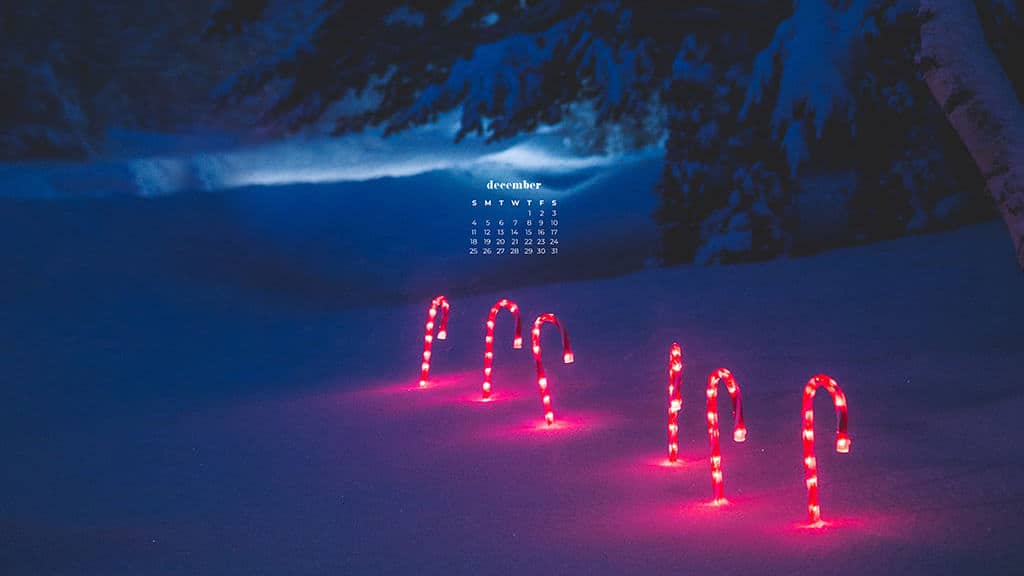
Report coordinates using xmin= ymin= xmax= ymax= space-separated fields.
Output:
xmin=482 ymin=298 xmax=523 ymax=399
xmin=802 ymin=374 xmax=851 ymax=524
xmin=418 ymin=295 xmax=451 ymax=388
xmin=531 ymin=313 xmax=574 ymax=425
xmin=706 ymin=368 xmax=747 ymax=504
xmin=667 ymin=343 xmax=684 ymax=462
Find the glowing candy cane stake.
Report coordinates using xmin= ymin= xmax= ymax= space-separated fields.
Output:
xmin=419 ymin=295 xmax=451 ymax=387
xmin=531 ymin=313 xmax=574 ymax=425
xmin=802 ymin=374 xmax=851 ymax=525
xmin=667 ymin=343 xmax=684 ymax=462
xmin=482 ymin=298 xmax=523 ymax=399
xmin=706 ymin=368 xmax=747 ymax=504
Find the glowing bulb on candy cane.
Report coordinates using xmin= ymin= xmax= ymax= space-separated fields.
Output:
xmin=531 ymin=313 xmax=574 ymax=425
xmin=666 ymin=343 xmax=684 ymax=462
xmin=706 ymin=368 xmax=747 ymax=504
xmin=802 ymin=374 xmax=851 ymax=525
xmin=481 ymin=299 xmax=524 ymax=399
xmin=418 ymin=295 xmax=451 ymax=387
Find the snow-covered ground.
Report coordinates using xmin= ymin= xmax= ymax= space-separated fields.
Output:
xmin=2 ymin=193 xmax=1023 ymax=573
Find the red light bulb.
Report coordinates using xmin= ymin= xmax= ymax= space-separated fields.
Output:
xmin=531 ymin=313 xmax=574 ymax=425
xmin=481 ymin=298 xmax=524 ymax=399
xmin=802 ymin=374 xmax=851 ymax=525
xmin=667 ymin=343 xmax=684 ymax=462
xmin=706 ymin=368 xmax=747 ymax=504
xmin=418 ymin=295 xmax=450 ymax=387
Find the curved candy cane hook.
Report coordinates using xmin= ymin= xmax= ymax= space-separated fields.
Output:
xmin=667 ymin=343 xmax=684 ymax=462
xmin=531 ymin=313 xmax=574 ymax=425
xmin=706 ymin=368 xmax=747 ymax=504
xmin=802 ymin=374 xmax=851 ymax=525
xmin=419 ymin=295 xmax=451 ymax=388
xmin=482 ymin=298 xmax=523 ymax=399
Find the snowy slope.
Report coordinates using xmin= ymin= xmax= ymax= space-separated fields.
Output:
xmin=0 ymin=153 xmax=661 ymax=309
xmin=2 ymin=219 xmax=1022 ymax=574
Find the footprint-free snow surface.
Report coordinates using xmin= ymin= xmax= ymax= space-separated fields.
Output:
xmin=3 ymin=222 xmax=1023 ymax=575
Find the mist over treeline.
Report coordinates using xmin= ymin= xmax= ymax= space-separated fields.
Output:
xmin=2 ymin=1 xmax=1022 ymax=264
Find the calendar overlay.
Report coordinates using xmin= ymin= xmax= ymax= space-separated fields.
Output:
xmin=470 ymin=180 xmax=559 ymax=256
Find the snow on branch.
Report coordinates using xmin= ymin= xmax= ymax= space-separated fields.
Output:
xmin=215 ymin=1 xmax=661 ymax=143
xmin=742 ymin=0 xmax=877 ymax=174
xmin=389 ymin=3 xmax=657 ymax=142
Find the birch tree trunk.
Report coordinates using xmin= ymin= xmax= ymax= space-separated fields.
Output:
xmin=920 ymin=0 xmax=1024 ymax=269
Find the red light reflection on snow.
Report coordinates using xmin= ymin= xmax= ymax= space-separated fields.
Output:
xmin=641 ymin=454 xmax=704 ymax=469
xmin=459 ymin=388 xmax=523 ymax=404
xmin=479 ymin=410 xmax=613 ymax=443
xmin=343 ymin=371 xmax=476 ymax=403
xmin=788 ymin=515 xmax=868 ymax=534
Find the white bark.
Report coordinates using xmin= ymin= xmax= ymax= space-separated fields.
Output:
xmin=920 ymin=0 xmax=1024 ymax=269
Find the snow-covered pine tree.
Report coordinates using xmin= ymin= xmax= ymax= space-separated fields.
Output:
xmin=1 ymin=3 xmax=95 ymax=160
xmin=654 ymin=34 xmax=723 ymax=265
xmin=212 ymin=0 xmax=795 ymax=263
xmin=212 ymin=1 xmax=682 ymax=142
xmin=848 ymin=1 xmax=990 ymax=242
xmin=741 ymin=0 xmax=993 ymax=254
xmin=655 ymin=24 xmax=793 ymax=265
xmin=209 ymin=0 xmax=1018 ymax=265
xmin=0 ymin=0 xmax=302 ymax=160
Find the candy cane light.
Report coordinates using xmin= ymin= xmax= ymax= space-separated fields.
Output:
xmin=667 ymin=343 xmax=684 ymax=462
xmin=706 ymin=368 xmax=747 ymax=504
xmin=482 ymin=298 xmax=523 ymax=399
xmin=531 ymin=313 xmax=574 ymax=425
xmin=802 ymin=374 xmax=851 ymax=525
xmin=418 ymin=295 xmax=451 ymax=388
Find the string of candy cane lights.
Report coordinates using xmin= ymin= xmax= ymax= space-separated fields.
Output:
xmin=418 ymin=295 xmax=451 ymax=388
xmin=531 ymin=313 xmax=575 ymax=425
xmin=802 ymin=374 xmax=851 ymax=525
xmin=667 ymin=343 xmax=684 ymax=462
xmin=706 ymin=368 xmax=747 ymax=504
xmin=482 ymin=298 xmax=524 ymax=399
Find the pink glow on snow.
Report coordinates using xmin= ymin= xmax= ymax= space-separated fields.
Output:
xmin=570 ymin=496 xmax=768 ymax=546
xmin=478 ymin=410 xmax=615 ymax=443
xmin=593 ymin=454 xmax=706 ymax=494
xmin=639 ymin=454 xmax=705 ymax=469
xmin=411 ymin=372 xmax=465 ymax=393
xmin=343 ymin=371 xmax=477 ymax=402
xmin=655 ymin=457 xmax=686 ymax=469
xmin=459 ymin=388 xmax=523 ymax=404
xmin=562 ymin=493 xmax=910 ymax=554
xmin=791 ymin=515 xmax=867 ymax=533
